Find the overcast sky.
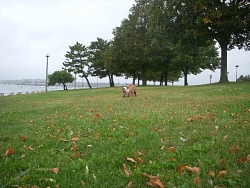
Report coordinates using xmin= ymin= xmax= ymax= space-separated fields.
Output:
xmin=0 ymin=0 xmax=249 ymax=86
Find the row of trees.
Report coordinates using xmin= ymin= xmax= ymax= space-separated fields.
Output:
xmin=58 ymin=0 xmax=249 ymax=88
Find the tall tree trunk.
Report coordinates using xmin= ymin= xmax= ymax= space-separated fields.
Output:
xmin=141 ymin=64 xmax=146 ymax=86
xmin=219 ymin=43 xmax=228 ymax=82
xmin=160 ymin=73 xmax=163 ymax=86
xmin=109 ymin=73 xmax=114 ymax=87
xmin=62 ymin=83 xmax=68 ymax=90
xmin=164 ymin=72 xmax=168 ymax=86
xmin=183 ymin=66 xmax=188 ymax=86
xmin=132 ymin=72 xmax=136 ymax=85
xmin=84 ymin=76 xmax=92 ymax=89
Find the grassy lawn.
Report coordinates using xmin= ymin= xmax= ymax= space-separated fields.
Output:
xmin=0 ymin=83 xmax=250 ymax=187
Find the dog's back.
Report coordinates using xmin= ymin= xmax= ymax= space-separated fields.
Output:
xmin=127 ymin=84 xmax=136 ymax=96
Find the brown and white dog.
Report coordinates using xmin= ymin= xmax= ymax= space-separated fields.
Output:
xmin=122 ymin=84 xmax=136 ymax=97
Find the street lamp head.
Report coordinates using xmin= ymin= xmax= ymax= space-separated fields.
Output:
xmin=45 ymin=54 xmax=51 ymax=58
xmin=235 ymin=65 xmax=239 ymax=68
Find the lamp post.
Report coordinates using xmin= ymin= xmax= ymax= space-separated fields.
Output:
xmin=45 ymin=54 xmax=50 ymax=92
xmin=210 ymin=75 xmax=212 ymax=84
xmin=235 ymin=65 xmax=239 ymax=82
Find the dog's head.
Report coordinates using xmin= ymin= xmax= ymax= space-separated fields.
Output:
xmin=122 ymin=86 xmax=128 ymax=94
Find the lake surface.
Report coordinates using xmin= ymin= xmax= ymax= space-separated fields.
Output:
xmin=0 ymin=84 xmax=81 ymax=96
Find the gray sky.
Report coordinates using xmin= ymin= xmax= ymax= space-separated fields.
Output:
xmin=0 ymin=0 xmax=249 ymax=85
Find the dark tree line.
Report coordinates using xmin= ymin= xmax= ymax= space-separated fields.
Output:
xmin=61 ymin=0 xmax=249 ymax=88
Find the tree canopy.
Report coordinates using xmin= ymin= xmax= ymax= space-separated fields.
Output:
xmin=61 ymin=0 xmax=249 ymax=86
xmin=63 ymin=42 xmax=92 ymax=89
xmin=48 ymin=70 xmax=74 ymax=90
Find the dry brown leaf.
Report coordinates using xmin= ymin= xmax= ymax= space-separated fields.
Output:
xmin=168 ymin=158 xmax=176 ymax=162
xmin=70 ymin=144 xmax=78 ymax=151
xmin=194 ymin=177 xmax=201 ymax=185
xmin=185 ymin=166 xmax=200 ymax=174
xmin=71 ymin=137 xmax=79 ymax=141
xmin=126 ymin=157 xmax=137 ymax=163
xmin=126 ymin=180 xmax=134 ymax=188
xmin=81 ymin=181 xmax=85 ymax=187
xmin=229 ymin=145 xmax=240 ymax=153
xmin=50 ymin=168 xmax=59 ymax=174
xmin=178 ymin=165 xmax=185 ymax=173
xmin=93 ymin=113 xmax=100 ymax=122
xmin=70 ymin=152 xmax=82 ymax=159
xmin=209 ymin=170 xmax=215 ymax=177
xmin=20 ymin=136 xmax=26 ymax=141
xmin=23 ymin=145 xmax=35 ymax=151
xmin=220 ymin=159 xmax=226 ymax=165
xmin=168 ymin=147 xmax=176 ymax=152
xmin=5 ymin=147 xmax=14 ymax=156
xmin=223 ymin=135 xmax=228 ymax=141
xmin=142 ymin=173 xmax=165 ymax=188
xmin=247 ymin=154 xmax=250 ymax=160
xmin=218 ymin=170 xmax=227 ymax=177
xmin=191 ymin=167 xmax=201 ymax=174
xmin=123 ymin=164 xmax=133 ymax=176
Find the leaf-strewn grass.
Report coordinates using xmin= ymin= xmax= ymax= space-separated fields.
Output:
xmin=0 ymin=83 xmax=250 ymax=187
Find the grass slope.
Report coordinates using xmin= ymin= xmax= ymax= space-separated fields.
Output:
xmin=0 ymin=83 xmax=250 ymax=188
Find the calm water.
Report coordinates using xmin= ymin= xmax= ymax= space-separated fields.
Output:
xmin=0 ymin=84 xmax=76 ymax=96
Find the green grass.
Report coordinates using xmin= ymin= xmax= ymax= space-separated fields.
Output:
xmin=0 ymin=83 xmax=250 ymax=187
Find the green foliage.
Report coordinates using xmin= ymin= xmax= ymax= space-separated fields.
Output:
xmin=1 ymin=83 xmax=250 ymax=187
xmin=63 ymin=42 xmax=92 ymax=88
xmin=238 ymin=75 xmax=250 ymax=82
xmin=165 ymin=0 xmax=250 ymax=82
xmin=88 ymin=38 xmax=117 ymax=87
xmin=48 ymin=70 xmax=74 ymax=90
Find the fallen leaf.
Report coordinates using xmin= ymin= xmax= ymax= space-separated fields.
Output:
xmin=71 ymin=137 xmax=79 ymax=141
xmin=229 ymin=145 xmax=240 ymax=153
xmin=50 ymin=168 xmax=59 ymax=174
xmin=177 ymin=165 xmax=185 ymax=173
xmin=20 ymin=136 xmax=26 ymax=141
xmin=142 ymin=173 xmax=165 ymax=188
xmin=215 ymin=126 xmax=219 ymax=131
xmin=168 ymin=158 xmax=176 ymax=162
xmin=23 ymin=145 xmax=35 ymax=151
xmin=236 ymin=157 xmax=248 ymax=163
xmin=70 ymin=152 xmax=82 ymax=159
xmin=220 ymin=159 xmax=226 ymax=165
xmin=185 ymin=166 xmax=200 ymax=174
xmin=93 ymin=113 xmax=100 ymax=122
xmin=126 ymin=180 xmax=133 ymax=188
xmin=70 ymin=143 xmax=78 ymax=151
xmin=160 ymin=146 xmax=165 ymax=150
xmin=81 ymin=181 xmax=85 ymax=187
xmin=193 ymin=177 xmax=201 ymax=184
xmin=209 ymin=170 xmax=215 ymax=177
xmin=223 ymin=135 xmax=228 ymax=141
xmin=180 ymin=137 xmax=186 ymax=142
xmin=247 ymin=154 xmax=250 ymax=160
xmin=123 ymin=164 xmax=133 ymax=176
xmin=5 ymin=147 xmax=14 ymax=156
xmin=218 ymin=170 xmax=227 ymax=177
xmin=168 ymin=147 xmax=176 ymax=152
xmin=126 ymin=157 xmax=137 ymax=163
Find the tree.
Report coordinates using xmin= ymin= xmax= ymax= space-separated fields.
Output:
xmin=166 ymin=0 xmax=250 ymax=82
xmin=63 ymin=42 xmax=92 ymax=89
xmin=88 ymin=38 xmax=118 ymax=87
xmin=238 ymin=75 xmax=250 ymax=82
xmin=48 ymin=70 xmax=74 ymax=90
